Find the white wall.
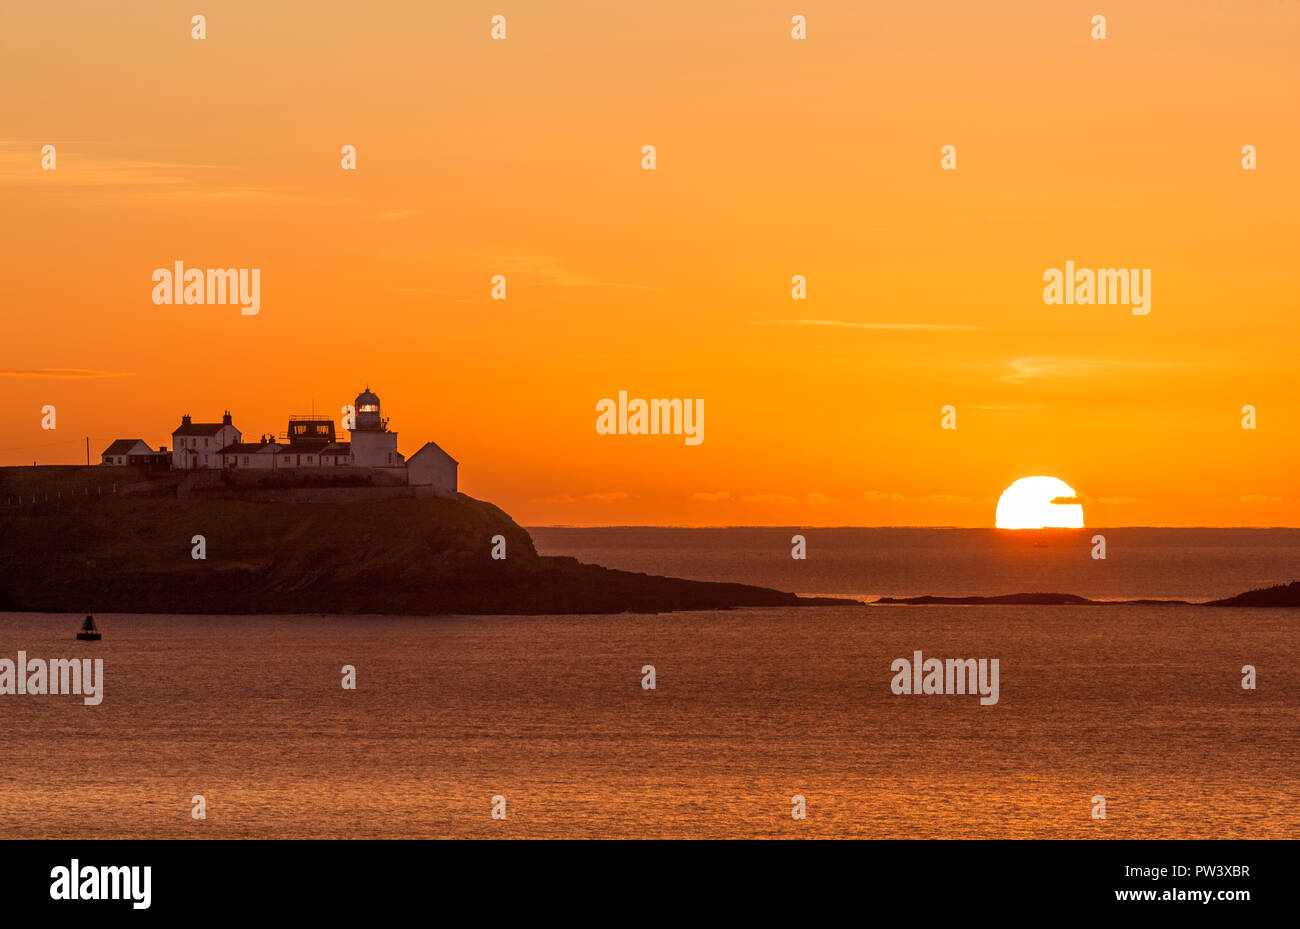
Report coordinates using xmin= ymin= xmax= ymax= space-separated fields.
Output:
xmin=351 ymin=430 xmax=400 ymax=468
xmin=408 ymin=445 xmax=457 ymax=498
xmin=172 ymin=424 xmax=240 ymax=469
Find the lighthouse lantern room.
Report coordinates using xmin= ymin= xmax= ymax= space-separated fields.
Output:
xmin=349 ymin=386 xmax=402 ymax=468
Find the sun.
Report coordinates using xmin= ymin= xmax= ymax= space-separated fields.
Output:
xmin=995 ymin=476 xmax=1084 ymax=529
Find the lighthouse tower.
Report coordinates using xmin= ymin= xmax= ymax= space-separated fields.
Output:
xmin=349 ymin=386 xmax=403 ymax=468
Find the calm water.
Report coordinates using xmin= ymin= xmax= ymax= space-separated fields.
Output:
xmin=1 ymin=528 xmax=1296 ymax=838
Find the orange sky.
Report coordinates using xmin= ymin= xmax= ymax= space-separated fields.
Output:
xmin=2 ymin=2 xmax=1297 ymax=526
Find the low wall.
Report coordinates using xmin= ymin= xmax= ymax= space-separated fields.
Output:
xmin=179 ymin=467 xmax=410 ymax=498
xmin=251 ymin=485 xmax=417 ymax=503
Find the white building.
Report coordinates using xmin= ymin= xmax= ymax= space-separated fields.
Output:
xmin=321 ymin=443 xmax=353 ymax=466
xmin=408 ymin=441 xmax=458 ymax=498
xmin=159 ymin=389 xmax=457 ymax=496
xmin=173 ymin=412 xmax=241 ymax=470
xmin=218 ymin=440 xmax=280 ymax=469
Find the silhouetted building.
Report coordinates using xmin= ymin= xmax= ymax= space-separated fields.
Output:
xmin=108 ymin=388 xmax=457 ymax=496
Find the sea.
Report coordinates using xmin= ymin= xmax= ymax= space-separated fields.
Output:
xmin=1 ymin=527 xmax=1296 ymax=839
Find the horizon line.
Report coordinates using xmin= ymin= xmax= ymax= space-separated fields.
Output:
xmin=525 ymin=524 xmax=1300 ymax=531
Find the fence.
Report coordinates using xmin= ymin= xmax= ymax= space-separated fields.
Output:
xmin=2 ymin=484 xmax=119 ymax=507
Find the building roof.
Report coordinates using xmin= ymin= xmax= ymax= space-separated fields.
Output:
xmin=321 ymin=443 xmax=352 ymax=455
xmin=408 ymin=441 xmax=458 ymax=465
xmin=277 ymin=442 xmax=331 ymax=454
xmin=101 ymin=439 xmax=151 ymax=456
xmin=173 ymin=422 xmax=233 ymax=436
xmin=217 ymin=442 xmax=279 ymax=454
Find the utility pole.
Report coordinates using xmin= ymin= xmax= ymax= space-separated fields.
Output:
xmin=85 ymin=436 xmax=89 ymax=466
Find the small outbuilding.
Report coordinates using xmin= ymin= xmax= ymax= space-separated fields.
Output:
xmin=100 ymin=439 xmax=153 ymax=466
xmin=407 ymin=442 xmax=458 ymax=498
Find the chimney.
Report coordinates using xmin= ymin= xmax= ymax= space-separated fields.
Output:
xmin=181 ymin=414 xmax=191 ymax=426
xmin=222 ymin=410 xmax=232 ymax=425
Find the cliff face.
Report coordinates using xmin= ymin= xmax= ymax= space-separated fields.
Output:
xmin=0 ymin=489 xmax=850 ymax=615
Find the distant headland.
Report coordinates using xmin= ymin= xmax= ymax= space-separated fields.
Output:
xmin=1 ymin=385 xmax=862 ymax=614
xmin=874 ymin=582 xmax=1300 ymax=608
xmin=0 ymin=468 xmax=854 ymax=616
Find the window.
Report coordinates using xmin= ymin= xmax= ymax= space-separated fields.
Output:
xmin=243 ymin=456 xmax=250 ymax=465
xmin=306 ymin=456 xmax=313 ymax=464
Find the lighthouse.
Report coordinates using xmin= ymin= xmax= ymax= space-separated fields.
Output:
xmin=349 ymin=386 xmax=403 ymax=468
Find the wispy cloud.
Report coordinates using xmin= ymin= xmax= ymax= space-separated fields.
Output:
xmin=0 ymin=144 xmax=286 ymax=202
xmin=0 ymin=146 xmax=216 ymax=186
xmin=967 ymin=403 xmax=1046 ymax=413
xmin=690 ymin=491 xmax=731 ymax=501
xmin=756 ymin=319 xmax=980 ymax=331
xmin=0 ymin=368 xmax=134 ymax=379
xmin=740 ymin=493 xmax=798 ymax=504
xmin=865 ymin=491 xmax=973 ymax=504
xmin=390 ymin=288 xmax=475 ymax=303
xmin=484 ymin=252 xmax=660 ymax=291
xmin=1003 ymin=356 xmax=1185 ymax=384
xmin=806 ymin=491 xmax=840 ymax=505
xmin=536 ymin=491 xmax=631 ymax=504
